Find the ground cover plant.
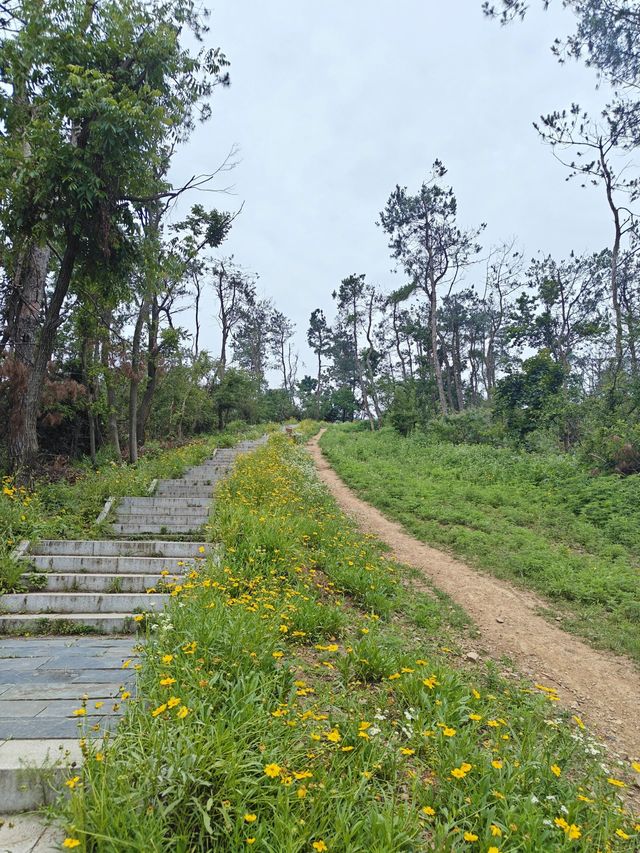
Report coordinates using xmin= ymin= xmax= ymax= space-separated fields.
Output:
xmin=319 ymin=424 xmax=640 ymax=665
xmin=56 ymin=435 xmax=639 ymax=850
xmin=0 ymin=426 xmax=265 ymax=592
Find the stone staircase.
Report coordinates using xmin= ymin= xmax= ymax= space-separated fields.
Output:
xmin=0 ymin=437 xmax=266 ymax=813
xmin=0 ymin=440 xmax=263 ymax=635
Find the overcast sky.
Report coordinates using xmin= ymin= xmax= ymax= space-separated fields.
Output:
xmin=169 ymin=0 xmax=612 ymax=378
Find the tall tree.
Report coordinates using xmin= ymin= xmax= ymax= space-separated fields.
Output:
xmin=232 ymin=296 xmax=274 ymax=385
xmin=210 ymin=260 xmax=255 ymax=380
xmin=307 ymin=308 xmax=332 ymax=418
xmin=379 ymin=161 xmax=484 ymax=415
xmin=0 ymin=0 xmax=229 ymax=470
xmin=534 ymin=103 xmax=638 ymax=369
xmin=334 ymin=274 xmax=376 ymax=429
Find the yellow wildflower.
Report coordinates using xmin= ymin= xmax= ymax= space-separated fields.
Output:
xmin=244 ymin=814 xmax=257 ymax=823
xmin=312 ymin=843 xmax=328 ymax=852
xmin=264 ymin=763 xmax=281 ymax=778
xmin=62 ymin=840 xmax=81 ymax=849
xmin=550 ymin=764 xmax=561 ymax=777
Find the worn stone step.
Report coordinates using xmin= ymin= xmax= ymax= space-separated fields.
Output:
xmin=0 ymin=613 xmax=138 ymax=633
xmin=30 ymin=540 xmax=213 ymax=557
xmin=21 ymin=573 xmax=183 ymax=593
xmin=118 ymin=497 xmax=212 ymax=509
xmin=0 ymin=592 xmax=167 ymax=614
xmin=0 ymin=739 xmax=84 ymax=812
xmin=110 ymin=521 xmax=205 ymax=535
xmin=154 ymin=485 xmax=214 ymax=497
xmin=25 ymin=554 xmax=201 ymax=573
xmin=113 ymin=510 xmax=210 ymax=523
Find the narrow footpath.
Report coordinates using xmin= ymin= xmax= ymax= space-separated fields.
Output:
xmin=308 ymin=432 xmax=640 ymax=767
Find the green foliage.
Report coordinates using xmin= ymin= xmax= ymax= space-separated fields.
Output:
xmin=212 ymin=368 xmax=261 ymax=429
xmin=56 ymin=436 xmax=638 ymax=850
xmin=321 ymin=424 xmax=640 ymax=662
xmin=493 ymin=351 xmax=566 ymax=439
xmin=423 ymin=407 xmax=500 ymax=446
xmin=388 ymin=381 xmax=420 ymax=436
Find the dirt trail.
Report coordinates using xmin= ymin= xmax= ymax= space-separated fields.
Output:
xmin=308 ymin=431 xmax=640 ymax=766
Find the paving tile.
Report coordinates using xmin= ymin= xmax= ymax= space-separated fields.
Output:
xmin=0 ymin=683 xmax=122 ymax=701
xmin=36 ymin=699 xmax=124 ymax=717
xmin=0 ymin=671 xmax=80 ymax=685
xmin=0 ymin=660 xmax=51 ymax=673
xmin=71 ymin=671 xmax=134 ymax=683
xmin=0 ymin=738 xmax=83 ymax=766
xmin=0 ymin=814 xmax=64 ymax=853
xmin=0 ymin=701 xmax=49 ymax=719
xmin=0 ymin=717 xmax=82 ymax=739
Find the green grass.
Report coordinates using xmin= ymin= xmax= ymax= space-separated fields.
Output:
xmin=319 ymin=424 xmax=640 ymax=664
xmin=0 ymin=425 xmax=266 ymax=592
xmin=54 ymin=435 xmax=639 ymax=851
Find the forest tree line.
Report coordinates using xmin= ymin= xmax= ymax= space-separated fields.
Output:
xmin=2 ymin=0 xmax=640 ymax=475
xmin=0 ymin=0 xmax=305 ymax=471
xmin=299 ymin=1 xmax=640 ymax=474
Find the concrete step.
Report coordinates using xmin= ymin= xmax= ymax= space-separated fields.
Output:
xmin=30 ymin=540 xmax=212 ymax=557
xmin=118 ymin=497 xmax=212 ymax=509
xmin=154 ymin=486 xmax=214 ymax=497
xmin=113 ymin=511 xmax=210 ymax=523
xmin=0 ymin=739 xmax=84 ymax=813
xmin=169 ymin=475 xmax=218 ymax=481
xmin=110 ymin=522 xmax=205 ymax=535
xmin=0 ymin=613 xmax=138 ymax=633
xmin=25 ymin=554 xmax=201 ymax=573
xmin=0 ymin=592 xmax=167 ymax=614
xmin=21 ymin=573 xmax=183 ymax=593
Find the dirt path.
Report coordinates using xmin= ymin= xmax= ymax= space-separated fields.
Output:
xmin=308 ymin=431 xmax=640 ymax=767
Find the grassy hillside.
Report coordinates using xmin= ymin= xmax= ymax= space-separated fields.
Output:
xmin=58 ymin=435 xmax=638 ymax=850
xmin=319 ymin=424 xmax=640 ymax=664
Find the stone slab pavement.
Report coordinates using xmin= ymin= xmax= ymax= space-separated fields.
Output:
xmin=0 ymin=637 xmax=136 ymax=740
xmin=0 ymin=814 xmax=63 ymax=853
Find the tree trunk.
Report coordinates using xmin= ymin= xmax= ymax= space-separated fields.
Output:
xmin=316 ymin=351 xmax=322 ymax=419
xmin=452 ymin=325 xmax=465 ymax=411
xmin=430 ymin=286 xmax=448 ymax=416
xmin=100 ymin=318 xmax=121 ymax=458
xmin=4 ymin=241 xmax=51 ymax=363
xmin=128 ymin=298 xmax=148 ymax=464
xmin=8 ymin=236 xmax=78 ymax=471
xmin=137 ymin=298 xmax=160 ymax=446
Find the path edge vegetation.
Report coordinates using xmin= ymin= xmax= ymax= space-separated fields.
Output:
xmin=54 ymin=433 xmax=639 ymax=851
xmin=319 ymin=423 xmax=640 ymax=667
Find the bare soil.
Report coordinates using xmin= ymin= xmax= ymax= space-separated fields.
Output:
xmin=308 ymin=431 xmax=640 ymax=768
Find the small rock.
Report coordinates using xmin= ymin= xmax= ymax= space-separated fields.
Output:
xmin=496 ymin=617 xmax=505 ymax=624
xmin=466 ymin=651 xmax=480 ymax=662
